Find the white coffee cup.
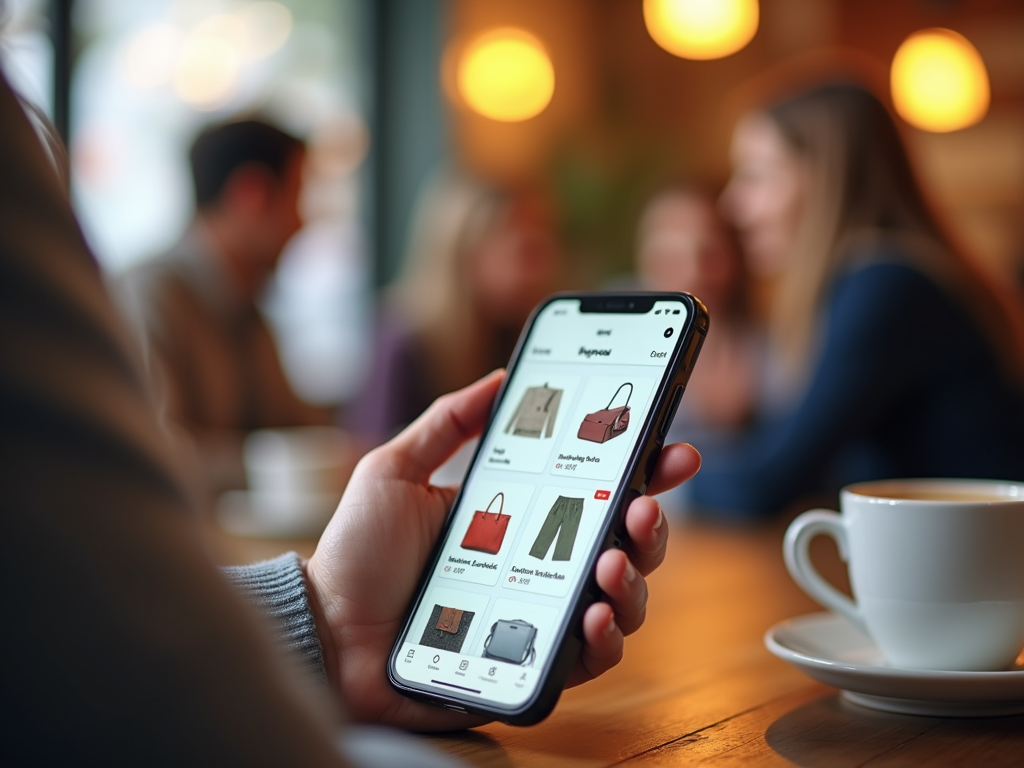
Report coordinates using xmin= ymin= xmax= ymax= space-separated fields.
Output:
xmin=783 ymin=479 xmax=1024 ymax=671
xmin=243 ymin=426 xmax=352 ymax=500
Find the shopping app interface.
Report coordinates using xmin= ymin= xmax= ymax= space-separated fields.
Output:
xmin=394 ymin=298 xmax=690 ymax=708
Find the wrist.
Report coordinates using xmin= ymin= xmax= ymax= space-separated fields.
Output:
xmin=300 ymin=556 xmax=341 ymax=693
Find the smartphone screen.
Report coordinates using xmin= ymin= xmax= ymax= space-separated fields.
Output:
xmin=389 ymin=294 xmax=703 ymax=719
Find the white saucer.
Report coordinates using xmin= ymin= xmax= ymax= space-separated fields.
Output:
xmin=765 ymin=612 xmax=1024 ymax=717
xmin=216 ymin=490 xmax=338 ymax=538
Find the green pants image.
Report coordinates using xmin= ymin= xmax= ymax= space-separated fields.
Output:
xmin=529 ymin=495 xmax=585 ymax=561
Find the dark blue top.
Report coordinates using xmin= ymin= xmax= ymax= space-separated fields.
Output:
xmin=687 ymin=258 xmax=1024 ymax=517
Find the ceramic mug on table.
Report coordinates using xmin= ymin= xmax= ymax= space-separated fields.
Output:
xmin=244 ymin=426 xmax=351 ymax=499
xmin=783 ymin=479 xmax=1024 ymax=671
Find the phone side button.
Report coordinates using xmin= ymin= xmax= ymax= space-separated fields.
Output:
xmin=621 ymin=489 xmax=642 ymax=517
xmin=658 ymin=386 xmax=684 ymax=438
xmin=645 ymin=445 xmax=661 ymax=485
xmin=444 ymin=704 xmax=468 ymax=713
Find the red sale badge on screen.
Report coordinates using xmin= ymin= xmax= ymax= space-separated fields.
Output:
xmin=594 ymin=490 xmax=610 ymax=500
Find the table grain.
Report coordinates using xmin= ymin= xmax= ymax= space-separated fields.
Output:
xmin=216 ymin=518 xmax=1024 ymax=766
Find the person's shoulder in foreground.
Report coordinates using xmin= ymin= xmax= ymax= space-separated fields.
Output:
xmin=1 ymin=68 xmax=349 ymax=766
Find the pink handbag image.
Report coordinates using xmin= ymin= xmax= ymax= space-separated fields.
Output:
xmin=577 ymin=383 xmax=633 ymax=443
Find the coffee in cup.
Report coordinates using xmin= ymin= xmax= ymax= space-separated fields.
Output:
xmin=783 ymin=479 xmax=1024 ymax=671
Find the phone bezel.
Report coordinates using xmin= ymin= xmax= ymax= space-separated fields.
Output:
xmin=386 ymin=291 xmax=708 ymax=724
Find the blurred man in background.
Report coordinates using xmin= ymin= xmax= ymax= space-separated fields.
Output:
xmin=118 ymin=119 xmax=335 ymax=497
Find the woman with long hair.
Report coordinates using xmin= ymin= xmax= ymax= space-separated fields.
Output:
xmin=349 ymin=170 xmax=564 ymax=445
xmin=688 ymin=81 xmax=1024 ymax=517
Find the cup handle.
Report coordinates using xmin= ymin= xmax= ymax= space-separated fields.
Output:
xmin=783 ymin=510 xmax=866 ymax=634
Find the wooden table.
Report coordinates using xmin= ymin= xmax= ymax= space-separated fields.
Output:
xmin=217 ymin=519 xmax=1024 ymax=766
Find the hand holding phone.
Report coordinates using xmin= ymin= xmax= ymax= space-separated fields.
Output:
xmin=305 ymin=293 xmax=706 ymax=728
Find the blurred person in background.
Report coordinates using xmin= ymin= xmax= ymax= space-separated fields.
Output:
xmin=687 ymin=81 xmax=1024 ymax=518
xmin=117 ymin=119 xmax=336 ymax=497
xmin=636 ymin=186 xmax=764 ymax=433
xmin=350 ymin=170 xmax=564 ymax=446
xmin=634 ymin=187 xmax=769 ymax=517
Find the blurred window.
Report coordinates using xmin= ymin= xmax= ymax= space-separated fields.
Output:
xmin=0 ymin=0 xmax=54 ymax=116
xmin=5 ymin=0 xmax=371 ymax=405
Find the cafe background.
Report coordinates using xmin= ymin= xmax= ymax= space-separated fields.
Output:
xmin=2 ymin=0 xmax=1022 ymax=407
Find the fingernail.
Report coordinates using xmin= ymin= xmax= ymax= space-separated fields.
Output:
xmin=623 ymin=561 xmax=637 ymax=584
xmin=652 ymin=509 xmax=664 ymax=532
xmin=604 ymin=615 xmax=617 ymax=637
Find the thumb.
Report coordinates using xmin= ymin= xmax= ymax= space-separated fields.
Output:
xmin=381 ymin=369 xmax=504 ymax=482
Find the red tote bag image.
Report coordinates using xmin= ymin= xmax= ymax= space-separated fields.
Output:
xmin=461 ymin=492 xmax=510 ymax=555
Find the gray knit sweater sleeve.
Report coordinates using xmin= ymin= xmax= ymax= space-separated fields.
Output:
xmin=223 ymin=553 xmax=327 ymax=684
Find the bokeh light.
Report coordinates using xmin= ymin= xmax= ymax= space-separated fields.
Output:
xmin=891 ymin=28 xmax=990 ymax=133
xmin=121 ymin=23 xmax=182 ymax=90
xmin=456 ymin=28 xmax=555 ymax=122
xmin=643 ymin=0 xmax=758 ymax=60
xmin=121 ymin=3 xmax=293 ymax=110
xmin=236 ymin=2 xmax=293 ymax=60
xmin=173 ymin=15 xmax=243 ymax=110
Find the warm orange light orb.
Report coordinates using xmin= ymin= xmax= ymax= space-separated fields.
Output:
xmin=643 ymin=0 xmax=758 ymax=60
xmin=456 ymin=28 xmax=555 ymax=122
xmin=891 ymin=28 xmax=990 ymax=133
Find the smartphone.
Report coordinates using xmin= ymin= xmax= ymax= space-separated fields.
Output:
xmin=387 ymin=292 xmax=708 ymax=724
